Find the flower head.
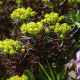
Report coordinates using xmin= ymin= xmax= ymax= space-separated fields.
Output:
xmin=76 ymin=50 xmax=80 ymax=79
xmin=76 ymin=63 xmax=80 ymax=79
xmin=76 ymin=50 xmax=80 ymax=61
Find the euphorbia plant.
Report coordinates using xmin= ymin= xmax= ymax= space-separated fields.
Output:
xmin=0 ymin=0 xmax=79 ymax=80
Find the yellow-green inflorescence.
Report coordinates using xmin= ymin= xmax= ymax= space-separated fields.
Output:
xmin=11 ymin=7 xmax=36 ymax=21
xmin=16 ymin=0 xmax=23 ymax=4
xmin=48 ymin=3 xmax=54 ymax=9
xmin=0 ymin=39 xmax=26 ymax=55
xmin=36 ymin=0 xmax=48 ymax=3
xmin=7 ymin=74 xmax=28 ymax=80
xmin=20 ymin=11 xmax=71 ymax=39
xmin=21 ymin=22 xmax=43 ymax=35
xmin=68 ymin=0 xmax=80 ymax=2
xmin=0 ymin=1 xmax=2 ymax=5
xmin=41 ymin=12 xmax=71 ymax=39
xmin=41 ymin=12 xmax=64 ymax=24
xmin=42 ymin=0 xmax=48 ymax=3
xmin=45 ymin=23 xmax=71 ymax=39
xmin=54 ymin=23 xmax=71 ymax=34
xmin=54 ymin=23 xmax=71 ymax=39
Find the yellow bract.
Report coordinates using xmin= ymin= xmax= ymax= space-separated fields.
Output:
xmin=11 ymin=7 xmax=35 ymax=21
xmin=7 ymin=75 xmax=28 ymax=80
xmin=21 ymin=22 xmax=43 ymax=35
xmin=0 ymin=39 xmax=21 ymax=55
xmin=41 ymin=12 xmax=64 ymax=24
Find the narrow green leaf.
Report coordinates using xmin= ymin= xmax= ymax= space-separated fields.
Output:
xmin=39 ymin=69 xmax=46 ymax=80
xmin=46 ymin=60 xmax=56 ymax=80
xmin=39 ymin=63 xmax=52 ymax=80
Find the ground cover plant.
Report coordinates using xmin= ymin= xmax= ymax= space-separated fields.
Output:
xmin=0 ymin=0 xmax=80 ymax=80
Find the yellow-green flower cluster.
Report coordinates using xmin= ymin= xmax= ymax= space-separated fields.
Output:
xmin=45 ymin=25 xmax=54 ymax=33
xmin=68 ymin=0 xmax=80 ymax=2
xmin=21 ymin=22 xmax=43 ymax=35
xmin=48 ymin=3 xmax=54 ymax=9
xmin=54 ymin=23 xmax=71 ymax=39
xmin=54 ymin=23 xmax=71 ymax=34
xmin=0 ymin=39 xmax=22 ymax=55
xmin=42 ymin=0 xmax=48 ymax=3
xmin=45 ymin=23 xmax=71 ymax=39
xmin=77 ymin=0 xmax=80 ymax=2
xmin=45 ymin=28 xmax=50 ymax=33
xmin=16 ymin=0 xmax=23 ymax=4
xmin=0 ymin=1 xmax=2 ymax=5
xmin=36 ymin=0 xmax=47 ymax=3
xmin=11 ymin=7 xmax=36 ymax=21
xmin=41 ymin=12 xmax=64 ymax=24
xmin=7 ymin=75 xmax=28 ymax=80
